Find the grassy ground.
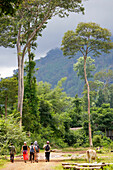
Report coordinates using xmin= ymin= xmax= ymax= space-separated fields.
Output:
xmin=1 ymin=147 xmax=113 ymax=170
xmin=53 ymin=148 xmax=113 ymax=170
xmin=0 ymin=159 xmax=9 ymax=169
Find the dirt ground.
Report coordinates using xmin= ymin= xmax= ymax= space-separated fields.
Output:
xmin=1 ymin=151 xmax=86 ymax=170
xmin=2 ymin=161 xmax=61 ymax=170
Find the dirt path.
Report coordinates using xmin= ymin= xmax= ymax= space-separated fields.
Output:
xmin=2 ymin=161 xmax=61 ymax=170
xmin=1 ymin=150 xmax=86 ymax=170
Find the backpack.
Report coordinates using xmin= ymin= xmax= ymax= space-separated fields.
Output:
xmin=45 ymin=144 xmax=50 ymax=151
xmin=35 ymin=146 xmax=39 ymax=152
xmin=10 ymin=146 xmax=15 ymax=154
xmin=30 ymin=145 xmax=34 ymax=153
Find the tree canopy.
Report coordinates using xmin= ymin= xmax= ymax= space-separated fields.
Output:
xmin=61 ymin=22 xmax=113 ymax=57
xmin=0 ymin=0 xmax=22 ymax=16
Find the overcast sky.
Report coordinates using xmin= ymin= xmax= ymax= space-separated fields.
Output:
xmin=0 ymin=0 xmax=113 ymax=78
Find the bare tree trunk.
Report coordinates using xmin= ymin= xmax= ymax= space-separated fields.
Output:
xmin=17 ymin=26 xmax=22 ymax=128
xmin=16 ymin=11 xmax=51 ymax=128
xmin=21 ymin=56 xmax=24 ymax=127
xmin=84 ymin=56 xmax=93 ymax=147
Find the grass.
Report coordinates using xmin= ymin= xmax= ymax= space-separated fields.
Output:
xmin=97 ymin=151 xmax=113 ymax=163
xmin=61 ymin=147 xmax=88 ymax=152
xmin=52 ymin=164 xmax=63 ymax=170
xmin=53 ymin=148 xmax=113 ymax=170
xmin=0 ymin=159 xmax=9 ymax=169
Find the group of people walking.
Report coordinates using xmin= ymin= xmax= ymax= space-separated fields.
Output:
xmin=9 ymin=141 xmax=51 ymax=163
xmin=21 ymin=141 xmax=40 ymax=163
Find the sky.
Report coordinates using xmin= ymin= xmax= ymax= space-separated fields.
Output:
xmin=0 ymin=0 xmax=113 ymax=78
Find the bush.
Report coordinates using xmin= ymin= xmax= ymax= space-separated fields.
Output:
xmin=101 ymin=136 xmax=112 ymax=148
xmin=51 ymin=138 xmax=68 ymax=148
xmin=0 ymin=114 xmax=30 ymax=155
xmin=93 ymin=135 xmax=102 ymax=147
xmin=93 ymin=134 xmax=113 ymax=148
xmin=30 ymin=126 xmax=68 ymax=149
xmin=103 ymin=165 xmax=113 ymax=170
xmin=65 ymin=129 xmax=89 ymax=148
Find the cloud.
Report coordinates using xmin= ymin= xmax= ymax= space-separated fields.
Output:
xmin=35 ymin=0 xmax=113 ymax=59
xmin=0 ymin=66 xmax=17 ymax=78
xmin=0 ymin=0 xmax=113 ymax=77
xmin=0 ymin=47 xmax=17 ymax=67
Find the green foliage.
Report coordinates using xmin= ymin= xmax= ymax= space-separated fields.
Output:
xmin=64 ymin=128 xmax=89 ymax=147
xmin=91 ymin=106 xmax=113 ymax=132
xmin=0 ymin=114 xmax=29 ymax=155
xmin=74 ymin=57 xmax=95 ymax=79
xmin=109 ymin=84 xmax=113 ymax=108
xmin=94 ymin=70 xmax=113 ymax=108
xmin=93 ymin=135 xmax=102 ymax=147
xmin=101 ymin=136 xmax=113 ymax=148
xmin=69 ymin=95 xmax=83 ymax=127
xmin=103 ymin=165 xmax=113 ymax=170
xmin=30 ymin=126 xmax=68 ymax=149
xmin=61 ymin=22 xmax=113 ymax=58
xmin=0 ymin=0 xmax=22 ymax=16
xmin=32 ymin=47 xmax=113 ymax=97
xmin=0 ymin=0 xmax=84 ymax=48
xmin=94 ymin=69 xmax=113 ymax=86
xmin=0 ymin=77 xmax=18 ymax=117
xmin=23 ymin=52 xmax=40 ymax=132
xmin=73 ymin=129 xmax=89 ymax=148
xmin=0 ymin=158 xmax=9 ymax=169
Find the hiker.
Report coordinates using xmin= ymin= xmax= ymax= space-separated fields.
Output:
xmin=21 ymin=142 xmax=29 ymax=163
xmin=43 ymin=141 xmax=51 ymax=162
xmin=9 ymin=143 xmax=16 ymax=163
xmin=34 ymin=141 xmax=40 ymax=163
xmin=29 ymin=142 xmax=36 ymax=163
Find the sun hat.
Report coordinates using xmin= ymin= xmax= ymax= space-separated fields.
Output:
xmin=34 ymin=141 xmax=37 ymax=145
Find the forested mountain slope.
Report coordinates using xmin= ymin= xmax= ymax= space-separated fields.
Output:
xmin=35 ymin=46 xmax=113 ymax=97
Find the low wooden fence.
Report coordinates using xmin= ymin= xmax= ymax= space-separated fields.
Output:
xmin=62 ymin=163 xmax=113 ymax=170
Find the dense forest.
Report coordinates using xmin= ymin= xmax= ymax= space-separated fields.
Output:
xmin=34 ymin=43 xmax=113 ymax=97
xmin=1 ymin=44 xmax=113 ymax=153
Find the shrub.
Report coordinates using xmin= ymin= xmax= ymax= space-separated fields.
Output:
xmin=0 ymin=114 xmax=30 ymax=155
xmin=93 ymin=135 xmax=102 ymax=147
xmin=103 ymin=165 xmax=113 ymax=170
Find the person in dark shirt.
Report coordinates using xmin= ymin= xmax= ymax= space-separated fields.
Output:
xmin=29 ymin=142 xmax=36 ymax=163
xmin=21 ymin=142 xmax=29 ymax=163
xmin=9 ymin=143 xmax=16 ymax=163
xmin=43 ymin=141 xmax=51 ymax=162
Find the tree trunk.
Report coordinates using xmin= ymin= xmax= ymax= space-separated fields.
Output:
xmin=84 ymin=56 xmax=93 ymax=147
xmin=17 ymin=26 xmax=22 ymax=128
xmin=21 ymin=55 xmax=24 ymax=127
xmin=16 ymin=12 xmax=51 ymax=128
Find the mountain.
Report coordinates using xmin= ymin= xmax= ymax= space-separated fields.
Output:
xmin=35 ymin=47 xmax=113 ymax=97
xmin=35 ymin=48 xmax=83 ymax=97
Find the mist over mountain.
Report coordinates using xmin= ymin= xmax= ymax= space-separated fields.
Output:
xmin=35 ymin=45 xmax=113 ymax=97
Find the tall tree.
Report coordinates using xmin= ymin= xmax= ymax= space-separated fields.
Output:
xmin=0 ymin=0 xmax=84 ymax=127
xmin=61 ymin=22 xmax=113 ymax=146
